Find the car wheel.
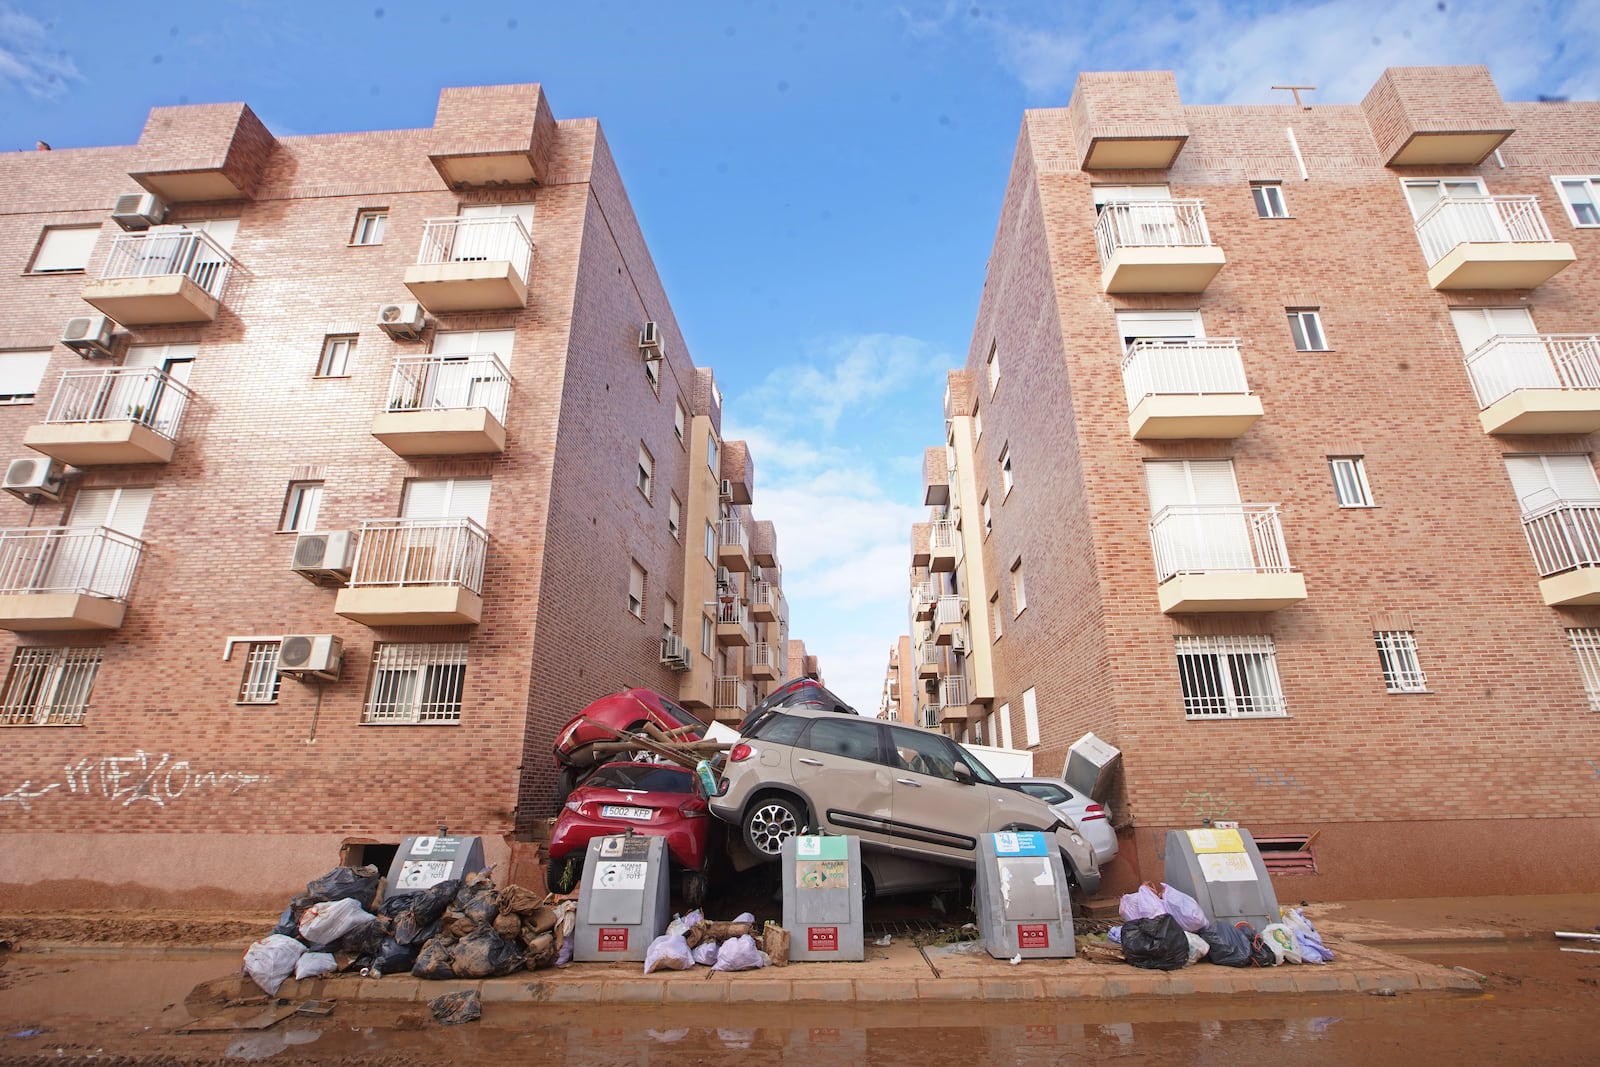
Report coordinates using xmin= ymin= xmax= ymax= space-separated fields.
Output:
xmin=743 ymin=796 xmax=806 ymax=861
xmin=553 ymin=766 xmax=582 ymax=807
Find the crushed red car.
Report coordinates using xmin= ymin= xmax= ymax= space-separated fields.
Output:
xmin=552 ymin=687 xmax=707 ymax=775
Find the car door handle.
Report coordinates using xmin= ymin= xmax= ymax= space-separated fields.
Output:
xmin=895 ymin=778 xmax=922 ymax=786
xmin=798 ymin=758 xmax=823 ymax=766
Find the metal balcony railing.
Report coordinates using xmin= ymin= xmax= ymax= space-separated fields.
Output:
xmin=717 ymin=517 xmax=749 ymax=553
xmin=1414 ymin=195 xmax=1556 ymax=267
xmin=714 ymin=676 xmax=748 ymax=710
xmin=921 ymin=705 xmax=940 ymax=729
xmin=1121 ymin=338 xmax=1250 ymax=407
xmin=750 ymin=580 xmax=779 ymax=612
xmin=1522 ymin=502 xmax=1600 ymax=577
xmin=43 ymin=367 xmax=194 ymax=440
xmin=99 ymin=230 xmax=235 ymax=297
xmin=716 ymin=598 xmax=750 ymax=626
xmin=0 ymin=526 xmax=145 ymax=599
xmin=416 ymin=216 xmax=533 ymax=279
xmin=939 ymin=674 xmax=967 ymax=707
xmin=384 ymin=353 xmax=511 ymax=419
xmin=1463 ymin=333 xmax=1600 ymax=409
xmin=919 ymin=644 xmax=942 ymax=669
xmin=349 ymin=517 xmax=487 ymax=593
xmin=1094 ymin=199 xmax=1215 ymax=267
xmin=913 ymin=580 xmax=934 ymax=610
xmin=930 ymin=520 xmax=959 ymax=553
xmin=1150 ymin=504 xmax=1293 ymax=583
xmin=751 ymin=641 xmax=780 ymax=672
xmin=934 ymin=595 xmax=967 ymax=628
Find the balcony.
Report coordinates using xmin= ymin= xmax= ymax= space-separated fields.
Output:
xmin=1522 ymin=502 xmax=1600 ymax=606
xmin=714 ymin=596 xmax=753 ymax=646
xmin=750 ymin=580 xmax=779 ymax=622
xmin=1150 ymin=504 xmax=1308 ymax=614
xmin=82 ymin=231 xmax=235 ymax=325
xmin=934 ymin=595 xmax=967 ymax=645
xmin=334 ymin=518 xmax=487 ymax=626
xmin=917 ymin=645 xmax=941 ymax=679
xmin=371 ymin=353 xmax=511 ymax=456
xmin=404 ymin=217 xmax=533 ymax=312
xmin=1121 ymin=338 xmax=1262 ymax=440
xmin=913 ymin=580 xmax=935 ymax=622
xmin=714 ymin=676 xmax=750 ymax=718
xmin=717 ymin=518 xmax=751 ymax=573
xmin=1463 ymin=334 xmax=1600 ymax=435
xmin=0 ymin=526 xmax=145 ymax=631
xmin=1094 ymin=200 xmax=1226 ymax=294
xmin=751 ymin=641 xmax=781 ymax=681
xmin=938 ymin=675 xmax=969 ymax=723
xmin=24 ymin=368 xmax=194 ymax=466
xmin=929 ymin=520 xmax=959 ymax=573
xmin=1414 ymin=196 xmax=1575 ymax=290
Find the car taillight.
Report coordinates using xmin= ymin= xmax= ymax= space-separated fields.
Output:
xmin=564 ymin=799 xmax=582 ymax=813
xmin=729 ymin=742 xmax=754 ymax=762
xmin=1082 ymin=804 xmax=1107 ymax=821
xmin=678 ymin=798 xmax=708 ymax=818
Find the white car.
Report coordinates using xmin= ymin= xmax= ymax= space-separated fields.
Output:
xmin=1003 ymin=777 xmax=1118 ymax=867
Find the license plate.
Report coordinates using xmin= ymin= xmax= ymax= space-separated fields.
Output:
xmin=602 ymin=805 xmax=653 ymax=821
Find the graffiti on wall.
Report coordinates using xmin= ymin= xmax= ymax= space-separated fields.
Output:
xmin=1180 ymin=789 xmax=1237 ymax=824
xmin=1245 ymin=767 xmax=1309 ymax=792
xmin=0 ymin=749 xmax=270 ymax=813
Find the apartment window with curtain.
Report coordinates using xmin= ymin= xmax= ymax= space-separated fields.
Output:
xmin=1175 ymin=635 xmax=1287 ymax=719
xmin=0 ymin=647 xmax=102 ymax=726
xmin=237 ymin=642 xmax=282 ymax=704
xmin=1375 ymin=630 xmax=1427 ymax=693
xmin=363 ymin=642 xmax=468 ymax=724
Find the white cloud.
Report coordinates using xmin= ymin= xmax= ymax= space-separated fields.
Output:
xmin=0 ymin=6 xmax=78 ymax=100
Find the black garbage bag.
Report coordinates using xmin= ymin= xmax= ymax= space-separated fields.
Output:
xmin=337 ymin=919 xmax=389 ymax=958
xmin=1120 ymin=914 xmax=1190 ymax=971
xmin=271 ymin=894 xmax=318 ymax=939
xmin=412 ymin=937 xmax=458 ymax=980
xmin=1239 ymin=923 xmax=1278 ymax=967
xmin=373 ymin=936 xmax=420 ymax=975
xmin=305 ymin=865 xmax=382 ymax=908
xmin=394 ymin=912 xmax=442 ymax=948
xmin=449 ymin=928 xmax=524 ymax=978
xmin=429 ymin=989 xmax=481 ymax=1026
xmin=456 ymin=877 xmax=499 ymax=929
xmin=402 ymin=879 xmax=462 ymax=926
xmin=1198 ymin=920 xmax=1254 ymax=967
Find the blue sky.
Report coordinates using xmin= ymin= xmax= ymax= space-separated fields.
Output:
xmin=2 ymin=0 xmax=1595 ymax=711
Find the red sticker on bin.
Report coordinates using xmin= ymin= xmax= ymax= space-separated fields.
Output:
xmin=808 ymin=926 xmax=839 ymax=952
xmin=597 ymin=927 xmax=629 ymax=952
xmin=1018 ymin=923 xmax=1049 ymax=949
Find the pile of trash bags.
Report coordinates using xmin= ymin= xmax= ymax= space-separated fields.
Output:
xmin=242 ymin=865 xmax=576 ymax=995
xmin=1109 ymin=883 xmax=1334 ymax=972
xmin=641 ymin=911 xmax=791 ymax=975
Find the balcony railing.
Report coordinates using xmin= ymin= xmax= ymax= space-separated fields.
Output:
xmin=1121 ymin=338 xmax=1249 ymax=406
xmin=416 ymin=216 xmax=532 ymax=278
xmin=1150 ymin=504 xmax=1292 ymax=583
xmin=1522 ymin=502 xmax=1600 ymax=578
xmin=43 ymin=367 xmax=193 ymax=439
xmin=934 ymin=595 xmax=967 ymax=629
xmin=714 ymin=676 xmax=749 ymax=710
xmin=939 ymin=674 xmax=967 ymax=707
xmin=1464 ymin=333 xmax=1600 ymax=409
xmin=349 ymin=517 xmax=488 ymax=593
xmin=717 ymin=518 xmax=750 ymax=553
xmin=751 ymin=641 xmax=780 ymax=672
xmin=99 ymin=230 xmax=235 ymax=296
xmin=1094 ymin=199 xmax=1215 ymax=266
xmin=716 ymin=597 xmax=750 ymax=626
xmin=0 ymin=526 xmax=145 ymax=599
xmin=385 ymin=353 xmax=511 ymax=419
xmin=1414 ymin=195 xmax=1556 ymax=267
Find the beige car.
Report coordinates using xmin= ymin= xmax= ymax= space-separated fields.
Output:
xmin=709 ymin=703 xmax=1100 ymax=897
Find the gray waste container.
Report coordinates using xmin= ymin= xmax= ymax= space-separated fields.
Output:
xmin=572 ymin=834 xmax=671 ymax=962
xmin=1163 ymin=827 xmax=1280 ymax=932
xmin=383 ymin=834 xmax=486 ymax=902
xmin=781 ymin=834 xmax=864 ymax=961
xmin=972 ymin=831 xmax=1076 ymax=959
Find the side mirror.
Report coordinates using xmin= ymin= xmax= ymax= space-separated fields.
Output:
xmin=953 ymin=763 xmax=974 ymax=785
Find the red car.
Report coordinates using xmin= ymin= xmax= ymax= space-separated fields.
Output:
xmin=552 ymin=688 xmax=707 ymax=778
xmin=547 ymin=761 xmax=713 ymax=903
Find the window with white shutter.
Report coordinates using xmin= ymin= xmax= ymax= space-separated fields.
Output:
xmin=30 ymin=227 xmax=99 ymax=273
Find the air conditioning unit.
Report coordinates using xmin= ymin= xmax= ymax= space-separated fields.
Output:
xmin=951 ymin=629 xmax=968 ymax=651
xmin=659 ymin=634 xmax=689 ymax=671
xmin=2 ymin=456 xmax=66 ymax=502
xmin=639 ymin=320 xmax=663 ymax=359
xmin=750 ymin=565 xmax=763 ymax=582
xmin=110 ymin=192 xmax=168 ymax=231
xmin=60 ymin=314 xmax=116 ymax=359
xmin=716 ymin=566 xmax=732 ymax=589
xmin=278 ymin=634 xmax=343 ymax=681
xmin=292 ymin=530 xmax=356 ymax=584
xmin=377 ymin=302 xmax=426 ymax=341
xmin=719 ymin=479 xmax=734 ymax=499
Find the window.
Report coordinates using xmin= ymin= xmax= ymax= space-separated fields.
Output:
xmin=0 ymin=647 xmax=101 ymax=726
xmin=1251 ymin=182 xmax=1289 ymax=219
xmin=663 ymin=596 xmax=677 ymax=640
xmin=701 ymin=614 xmax=714 ymax=656
xmin=998 ymin=702 xmax=1013 ymax=748
xmin=981 ymin=494 xmax=992 ymax=536
xmin=1375 ymin=630 xmax=1427 ymax=693
xmin=707 ymin=432 xmax=719 ymax=475
xmin=1504 ymin=453 xmax=1600 ymax=515
xmin=973 ymin=408 xmax=983 ymax=441
xmin=674 ymin=400 xmax=686 ymax=443
xmin=637 ymin=444 xmax=654 ymax=500
xmin=30 ymin=226 xmax=99 ymax=273
xmin=645 ymin=351 xmax=660 ymax=391
xmin=363 ymin=642 xmax=467 ymax=724
xmin=1010 ymin=558 xmax=1026 ymax=615
xmin=1566 ymin=628 xmax=1600 ymax=711
xmin=1175 ymin=635 xmax=1287 ymax=719
xmin=1288 ymin=309 xmax=1327 ymax=352
xmin=999 ymin=445 xmax=1014 ymax=496
xmin=804 ymin=717 xmax=882 ymax=762
xmin=628 ymin=561 xmax=646 ymax=619
xmin=1022 ymin=687 xmax=1041 ymax=747
xmin=317 ymin=335 xmax=356 ymax=377
xmin=986 ymin=342 xmax=1000 ymax=395
xmin=990 ymin=592 xmax=1002 ymax=641
xmin=237 ymin=642 xmax=282 ymax=704
xmin=1554 ymin=177 xmax=1600 ymax=227
xmin=668 ymin=494 xmax=682 ymax=540
xmin=351 ymin=209 xmax=387 ymax=246
xmin=0 ymin=350 xmax=51 ymax=404
xmin=1330 ymin=457 xmax=1373 ymax=508
xmin=704 ymin=521 xmax=716 ymax=563
xmin=280 ymin=481 xmax=324 ymax=532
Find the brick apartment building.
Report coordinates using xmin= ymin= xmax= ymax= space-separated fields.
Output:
xmin=0 ymin=84 xmax=802 ymax=910
xmin=900 ymin=65 xmax=1600 ymax=897
xmin=878 ymin=635 xmax=914 ymax=722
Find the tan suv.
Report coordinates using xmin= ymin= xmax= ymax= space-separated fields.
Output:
xmin=709 ymin=702 xmax=1101 ymax=898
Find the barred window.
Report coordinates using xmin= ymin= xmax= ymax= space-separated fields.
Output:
xmin=1375 ymin=630 xmax=1427 ymax=693
xmin=237 ymin=641 xmax=282 ymax=704
xmin=1567 ymin=628 xmax=1600 ymax=711
xmin=363 ymin=642 xmax=468 ymax=725
xmin=1175 ymin=635 xmax=1287 ymax=719
xmin=0 ymin=647 xmax=102 ymax=726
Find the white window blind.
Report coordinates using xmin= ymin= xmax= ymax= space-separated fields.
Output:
xmin=0 ymin=350 xmax=51 ymax=402
xmin=32 ymin=227 xmax=99 ymax=272
xmin=1504 ymin=455 xmax=1600 ymax=516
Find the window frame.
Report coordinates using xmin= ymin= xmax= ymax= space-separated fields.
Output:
xmin=999 ymin=445 xmax=1014 ymax=497
xmin=1251 ymin=182 xmax=1290 ymax=219
xmin=362 ymin=641 xmax=468 ymax=725
xmin=0 ymin=647 xmax=102 ymax=726
xmin=1375 ymin=630 xmax=1428 ymax=693
xmin=990 ymin=592 xmax=1002 ymax=641
xmin=1010 ymin=558 xmax=1026 ymax=616
xmin=237 ymin=641 xmax=283 ymax=704
xmin=0 ymin=349 xmax=52 ymax=405
xmin=674 ymin=400 xmax=686 ymax=444
xmin=29 ymin=225 xmax=100 ymax=274
xmin=1288 ymin=309 xmax=1328 ymax=352
xmin=628 ymin=561 xmax=646 ymax=619
xmin=1330 ymin=456 xmax=1374 ymax=508
xmin=280 ymin=481 xmax=325 ymax=533
xmin=1567 ymin=628 xmax=1600 ymax=711
xmin=981 ymin=493 xmax=992 ymax=537
xmin=1552 ymin=176 xmax=1600 ymax=228
xmin=350 ymin=209 xmax=388 ymax=246
xmin=1175 ymin=634 xmax=1288 ymax=720
xmin=668 ymin=493 xmax=682 ymax=541
xmin=704 ymin=520 xmax=716 ymax=563
xmin=636 ymin=443 xmax=654 ymax=502
xmin=1022 ymin=686 xmax=1041 ymax=747
xmin=986 ymin=342 xmax=1000 ymax=396
xmin=317 ymin=334 xmax=357 ymax=378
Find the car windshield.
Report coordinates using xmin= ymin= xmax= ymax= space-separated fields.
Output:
xmin=584 ymin=763 xmax=692 ymax=793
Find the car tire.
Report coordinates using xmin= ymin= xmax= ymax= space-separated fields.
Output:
xmin=553 ymin=766 xmax=582 ymax=807
xmin=743 ymin=795 xmax=806 ymax=862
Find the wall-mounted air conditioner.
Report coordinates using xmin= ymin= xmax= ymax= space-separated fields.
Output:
xmin=660 ymin=634 xmax=689 ymax=671
xmin=61 ymin=314 xmax=116 ymax=358
xmin=2 ymin=456 xmax=66 ymax=502
xmin=639 ymin=320 xmax=662 ymax=359
xmin=110 ymin=192 xmax=168 ymax=231
xmin=719 ymin=479 xmax=733 ymax=499
xmin=951 ymin=629 xmax=968 ymax=651
xmin=377 ymin=301 xmax=426 ymax=341
xmin=277 ymin=634 xmax=343 ymax=680
xmin=292 ymin=530 xmax=356 ymax=584
xmin=716 ymin=566 xmax=732 ymax=590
